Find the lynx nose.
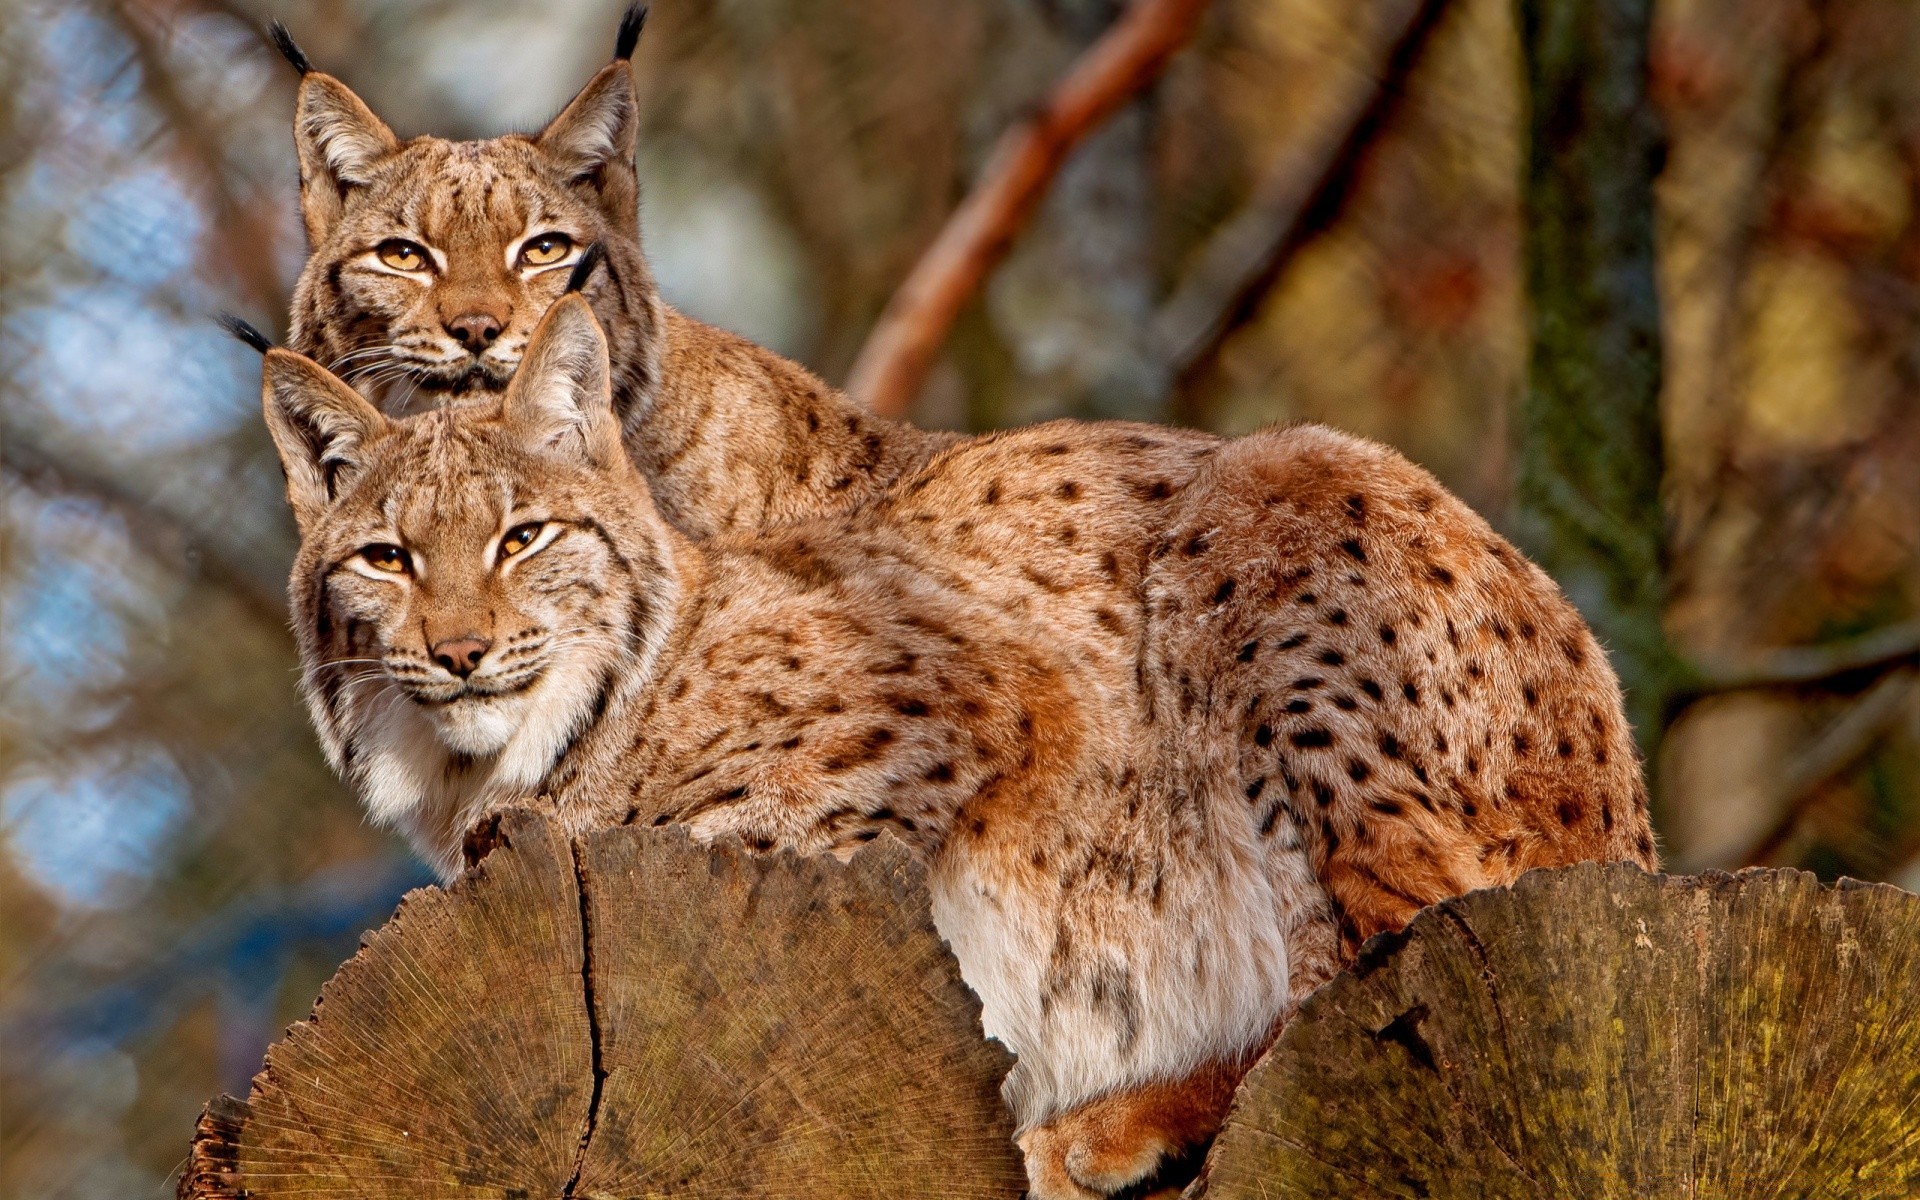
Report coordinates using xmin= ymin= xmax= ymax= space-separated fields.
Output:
xmin=446 ymin=311 xmax=504 ymax=351
xmin=430 ymin=635 xmax=492 ymax=678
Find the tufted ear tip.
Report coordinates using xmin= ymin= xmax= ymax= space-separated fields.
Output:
xmin=537 ymin=63 xmax=637 ymax=175
xmin=503 ymin=295 xmax=620 ymax=467
xmin=257 ymin=349 xmax=390 ymax=530
xmin=217 ymin=312 xmax=275 ymax=355
xmin=527 ymin=293 xmax=607 ymax=363
xmin=267 ymin=19 xmax=313 ymax=75
xmin=614 ymin=3 xmax=648 ymax=61
xmin=565 ymin=242 xmax=607 ymax=294
xmin=290 ymin=66 xmax=399 ymax=250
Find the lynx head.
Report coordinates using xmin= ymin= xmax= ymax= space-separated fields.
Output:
xmin=281 ymin=6 xmax=662 ymax=422
xmin=262 ymin=294 xmax=679 ymax=866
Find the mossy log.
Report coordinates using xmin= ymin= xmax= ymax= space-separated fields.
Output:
xmin=181 ymin=823 xmax=1920 ymax=1198
xmin=1197 ymin=863 xmax=1920 ymax=1198
xmin=178 ymin=812 xmax=1024 ymax=1198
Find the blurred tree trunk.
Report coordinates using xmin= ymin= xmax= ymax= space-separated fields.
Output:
xmin=1513 ymin=0 xmax=1684 ymax=766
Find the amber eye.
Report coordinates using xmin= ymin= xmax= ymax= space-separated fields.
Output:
xmin=361 ymin=544 xmax=411 ymax=574
xmin=499 ymin=522 xmax=545 ymax=560
xmin=375 ymin=240 xmax=430 ymax=272
xmin=520 ymin=233 xmax=574 ymax=267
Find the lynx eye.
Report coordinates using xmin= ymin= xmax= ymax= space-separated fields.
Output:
xmin=499 ymin=522 xmax=546 ymax=560
xmin=375 ymin=240 xmax=430 ymax=272
xmin=520 ymin=233 xmax=574 ymax=267
xmin=360 ymin=544 xmax=412 ymax=574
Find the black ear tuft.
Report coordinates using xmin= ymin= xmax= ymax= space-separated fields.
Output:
xmin=614 ymin=3 xmax=648 ymax=61
xmin=565 ymin=242 xmax=607 ymax=294
xmin=267 ymin=20 xmax=313 ymax=76
xmin=217 ymin=312 xmax=276 ymax=355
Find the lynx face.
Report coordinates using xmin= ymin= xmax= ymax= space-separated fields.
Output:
xmin=302 ymin=417 xmax=620 ymax=757
xmin=263 ymin=295 xmax=676 ymax=862
xmin=286 ymin=53 xmax=662 ymax=418
xmin=279 ymin=16 xmax=951 ymax=544
xmin=305 ymin=144 xmax=597 ymax=399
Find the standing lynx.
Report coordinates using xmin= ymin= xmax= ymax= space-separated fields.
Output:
xmin=258 ymin=292 xmax=1653 ymax=1199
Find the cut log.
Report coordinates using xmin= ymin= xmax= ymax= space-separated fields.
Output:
xmin=180 ymin=812 xmax=1024 ymax=1198
xmin=1196 ymin=863 xmax=1920 ymax=1198
xmin=183 ymin=830 xmax=1920 ymax=1197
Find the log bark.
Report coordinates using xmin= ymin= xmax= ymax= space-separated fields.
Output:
xmin=1195 ymin=862 xmax=1920 ymax=1196
xmin=179 ymin=812 xmax=1022 ymax=1198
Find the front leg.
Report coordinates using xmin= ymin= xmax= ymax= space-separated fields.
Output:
xmin=660 ymin=772 xmax=947 ymax=861
xmin=1005 ymin=862 xmax=1340 ymax=1198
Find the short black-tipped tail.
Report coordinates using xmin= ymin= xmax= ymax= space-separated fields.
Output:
xmin=266 ymin=20 xmax=313 ymax=75
xmin=614 ymin=3 xmax=648 ymax=61
xmin=565 ymin=242 xmax=607 ymax=294
xmin=217 ymin=313 xmax=276 ymax=355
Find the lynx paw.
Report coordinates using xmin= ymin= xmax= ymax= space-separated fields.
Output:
xmin=1016 ymin=1062 xmax=1246 ymax=1199
xmin=1019 ymin=1116 xmax=1172 ymax=1199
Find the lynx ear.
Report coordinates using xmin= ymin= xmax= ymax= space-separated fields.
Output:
xmin=537 ymin=61 xmax=638 ymax=183
xmin=293 ymin=72 xmax=399 ymax=243
xmin=261 ymin=350 xmax=391 ymax=532
xmin=502 ymin=295 xmax=624 ymax=469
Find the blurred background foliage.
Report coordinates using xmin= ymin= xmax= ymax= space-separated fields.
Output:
xmin=1 ymin=0 xmax=1917 ymax=1193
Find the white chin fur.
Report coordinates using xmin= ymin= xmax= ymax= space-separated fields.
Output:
xmin=427 ymin=694 xmax=529 ymax=756
xmin=346 ymin=655 xmax=608 ymax=875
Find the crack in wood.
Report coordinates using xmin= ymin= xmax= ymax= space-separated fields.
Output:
xmin=1370 ymin=1002 xmax=1437 ymax=1073
xmin=561 ymin=835 xmax=608 ymax=1198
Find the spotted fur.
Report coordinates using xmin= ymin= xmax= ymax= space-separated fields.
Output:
xmin=273 ymin=21 xmax=1655 ymax=1198
xmin=263 ymin=296 xmax=1653 ymax=1200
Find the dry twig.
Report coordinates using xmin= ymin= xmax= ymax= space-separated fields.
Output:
xmin=1730 ymin=668 xmax=1915 ymax=867
xmin=1674 ymin=617 xmax=1920 ymax=709
xmin=845 ymin=0 xmax=1212 ymax=418
xmin=1 ymin=422 xmax=288 ymax=620
xmin=1149 ymin=0 xmax=1454 ymax=380
xmin=113 ymin=0 xmax=288 ymax=321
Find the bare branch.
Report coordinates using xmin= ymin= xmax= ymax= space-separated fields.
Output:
xmin=845 ymin=0 xmax=1212 ymax=418
xmin=1 ymin=421 xmax=288 ymax=621
xmin=1675 ymin=618 xmax=1920 ymax=707
xmin=1148 ymin=0 xmax=1454 ymax=380
xmin=1663 ymin=2 xmax=1834 ymax=579
xmin=1730 ymin=668 xmax=1915 ymax=867
xmin=112 ymin=0 xmax=288 ymax=320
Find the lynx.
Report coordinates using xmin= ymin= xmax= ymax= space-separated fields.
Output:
xmin=274 ymin=10 xmax=947 ymax=543
xmin=258 ymin=289 xmax=1653 ymax=1198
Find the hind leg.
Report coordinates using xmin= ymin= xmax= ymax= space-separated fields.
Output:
xmin=1017 ymin=1058 xmax=1246 ymax=1199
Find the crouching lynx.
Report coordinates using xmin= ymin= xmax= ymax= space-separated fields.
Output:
xmin=258 ymin=291 xmax=1653 ymax=1198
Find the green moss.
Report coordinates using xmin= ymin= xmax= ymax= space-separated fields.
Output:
xmin=1512 ymin=0 xmax=1688 ymax=769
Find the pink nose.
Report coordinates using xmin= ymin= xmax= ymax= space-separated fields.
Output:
xmin=445 ymin=311 xmax=504 ymax=351
xmin=430 ymin=636 xmax=491 ymax=678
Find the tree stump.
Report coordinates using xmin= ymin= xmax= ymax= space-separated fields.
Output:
xmin=179 ymin=812 xmax=1025 ymax=1198
xmin=1196 ymin=863 xmax=1920 ymax=1198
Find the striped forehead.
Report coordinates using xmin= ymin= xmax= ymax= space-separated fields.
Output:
xmin=389 ymin=475 xmax=504 ymax=558
xmin=424 ymin=161 xmax=518 ymax=238
xmin=376 ymin=420 xmax=514 ymax=542
xmin=392 ymin=142 xmax=567 ymax=242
